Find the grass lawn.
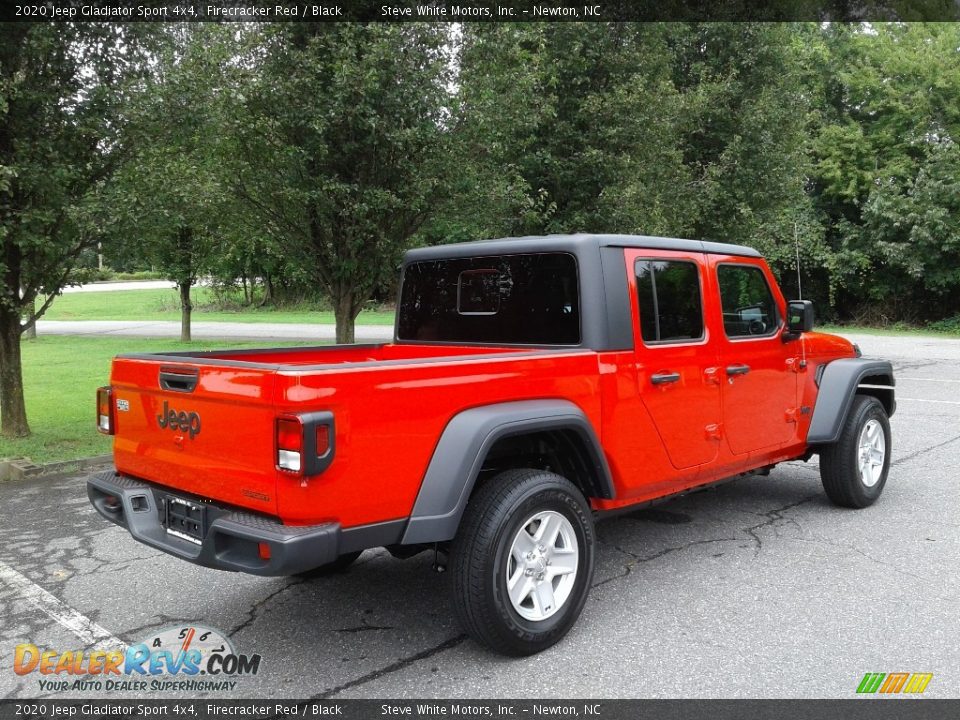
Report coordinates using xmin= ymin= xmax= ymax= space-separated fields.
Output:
xmin=0 ymin=336 xmax=303 ymax=465
xmin=44 ymin=286 xmax=397 ymax=326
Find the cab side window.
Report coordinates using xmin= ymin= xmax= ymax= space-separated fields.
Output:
xmin=717 ymin=264 xmax=780 ymax=338
xmin=635 ymin=260 xmax=704 ymax=344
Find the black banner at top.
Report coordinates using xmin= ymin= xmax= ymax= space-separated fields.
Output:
xmin=3 ymin=0 xmax=959 ymax=23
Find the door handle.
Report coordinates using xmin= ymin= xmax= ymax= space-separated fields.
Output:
xmin=725 ymin=364 xmax=751 ymax=377
xmin=651 ymin=372 xmax=681 ymax=386
xmin=159 ymin=367 xmax=199 ymax=393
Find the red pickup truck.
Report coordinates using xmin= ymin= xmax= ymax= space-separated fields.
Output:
xmin=88 ymin=234 xmax=895 ymax=655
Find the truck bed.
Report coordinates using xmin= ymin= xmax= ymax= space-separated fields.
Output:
xmin=137 ymin=342 xmax=531 ymax=367
xmin=109 ymin=343 xmax=601 ymax=527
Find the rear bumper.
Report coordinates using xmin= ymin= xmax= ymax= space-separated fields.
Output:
xmin=86 ymin=469 xmax=340 ymax=576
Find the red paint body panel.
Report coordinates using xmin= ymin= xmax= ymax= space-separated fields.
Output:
xmin=107 ymin=250 xmax=856 ymax=530
xmin=270 ymin=349 xmax=602 ymax=526
xmin=112 ymin=360 xmax=281 ymax=514
xmin=111 ymin=346 xmax=603 ymax=526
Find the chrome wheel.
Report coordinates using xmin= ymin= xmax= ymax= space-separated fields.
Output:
xmin=505 ymin=510 xmax=579 ymax=622
xmin=858 ymin=418 xmax=886 ymax=488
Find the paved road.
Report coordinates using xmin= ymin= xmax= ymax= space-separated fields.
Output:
xmin=60 ymin=280 xmax=180 ymax=293
xmin=37 ymin=319 xmax=394 ymax=343
xmin=2 ymin=333 xmax=958 ymax=700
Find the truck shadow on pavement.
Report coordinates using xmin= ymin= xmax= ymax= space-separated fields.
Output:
xmin=1 ymin=464 xmax=846 ymax=698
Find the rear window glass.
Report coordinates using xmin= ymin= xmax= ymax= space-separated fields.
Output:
xmin=398 ymin=253 xmax=580 ymax=345
xmin=635 ymin=259 xmax=704 ymax=343
xmin=457 ymin=269 xmax=501 ymax=314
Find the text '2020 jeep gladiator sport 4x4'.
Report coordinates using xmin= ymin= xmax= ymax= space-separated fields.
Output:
xmin=88 ymin=234 xmax=895 ymax=655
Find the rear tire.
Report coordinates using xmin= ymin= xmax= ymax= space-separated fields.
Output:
xmin=295 ymin=550 xmax=362 ymax=578
xmin=450 ymin=469 xmax=595 ymax=656
xmin=820 ymin=395 xmax=891 ymax=508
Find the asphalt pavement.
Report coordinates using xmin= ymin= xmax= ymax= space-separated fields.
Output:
xmin=1 ymin=332 xmax=958 ymax=700
xmin=37 ymin=319 xmax=394 ymax=343
xmin=60 ymin=280 xmax=180 ymax=293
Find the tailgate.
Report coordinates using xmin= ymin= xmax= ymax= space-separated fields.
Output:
xmin=109 ymin=357 xmax=280 ymax=515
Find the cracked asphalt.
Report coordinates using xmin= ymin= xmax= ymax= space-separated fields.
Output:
xmin=1 ymin=332 xmax=958 ymax=700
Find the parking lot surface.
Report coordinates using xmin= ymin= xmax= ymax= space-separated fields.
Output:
xmin=1 ymin=332 xmax=958 ymax=699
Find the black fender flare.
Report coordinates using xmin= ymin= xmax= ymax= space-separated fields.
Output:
xmin=807 ymin=358 xmax=896 ymax=444
xmin=401 ymin=399 xmax=613 ymax=545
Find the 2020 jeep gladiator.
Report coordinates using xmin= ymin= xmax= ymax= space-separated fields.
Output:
xmin=87 ymin=234 xmax=895 ymax=655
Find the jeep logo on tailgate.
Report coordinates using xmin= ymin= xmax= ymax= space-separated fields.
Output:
xmin=157 ymin=401 xmax=201 ymax=439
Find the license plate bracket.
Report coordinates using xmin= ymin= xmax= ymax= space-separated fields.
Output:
xmin=163 ymin=495 xmax=207 ymax=545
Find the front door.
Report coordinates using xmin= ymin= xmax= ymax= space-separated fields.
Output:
xmin=630 ymin=250 xmax=721 ymax=470
xmin=712 ymin=257 xmax=799 ymax=454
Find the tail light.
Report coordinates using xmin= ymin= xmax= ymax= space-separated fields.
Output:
xmin=276 ymin=417 xmax=303 ymax=472
xmin=96 ymin=387 xmax=115 ymax=435
xmin=276 ymin=412 xmax=336 ymax=480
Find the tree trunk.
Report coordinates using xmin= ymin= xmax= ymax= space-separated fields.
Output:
xmin=262 ymin=273 xmax=274 ymax=307
xmin=333 ymin=292 xmax=360 ymax=344
xmin=179 ymin=282 xmax=193 ymax=343
xmin=0 ymin=308 xmax=30 ymax=437
xmin=23 ymin=297 xmax=36 ymax=340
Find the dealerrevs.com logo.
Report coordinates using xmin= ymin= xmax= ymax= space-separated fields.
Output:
xmin=13 ymin=625 xmax=261 ymax=693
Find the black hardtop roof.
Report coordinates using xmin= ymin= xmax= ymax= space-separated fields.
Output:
xmin=404 ymin=233 xmax=762 ymax=263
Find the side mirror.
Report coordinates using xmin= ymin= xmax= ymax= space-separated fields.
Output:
xmin=786 ymin=300 xmax=814 ymax=335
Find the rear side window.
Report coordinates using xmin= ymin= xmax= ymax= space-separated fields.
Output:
xmin=398 ymin=253 xmax=580 ymax=345
xmin=635 ymin=260 xmax=704 ymax=343
xmin=717 ymin=264 xmax=780 ymax=338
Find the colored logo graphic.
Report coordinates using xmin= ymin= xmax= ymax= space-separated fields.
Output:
xmin=856 ymin=673 xmax=933 ymax=695
xmin=13 ymin=625 xmax=261 ymax=693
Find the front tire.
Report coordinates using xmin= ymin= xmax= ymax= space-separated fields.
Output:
xmin=450 ymin=469 xmax=595 ymax=656
xmin=820 ymin=395 xmax=891 ymax=508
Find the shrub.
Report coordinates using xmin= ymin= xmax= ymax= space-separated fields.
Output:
xmin=927 ymin=316 xmax=960 ymax=335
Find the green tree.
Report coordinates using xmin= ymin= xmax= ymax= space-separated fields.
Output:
xmin=104 ymin=26 xmax=229 ymax=343
xmin=428 ymin=23 xmax=690 ymax=243
xmin=222 ymin=23 xmax=452 ymax=343
xmin=863 ymin=141 xmax=960 ymax=313
xmin=807 ymin=23 xmax=960 ymax=317
xmin=0 ymin=24 xmax=150 ymax=437
xmin=668 ymin=23 xmax=824 ymax=298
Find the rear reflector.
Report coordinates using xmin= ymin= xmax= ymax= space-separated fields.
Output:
xmin=97 ymin=387 xmax=114 ymax=435
xmin=258 ymin=542 xmax=271 ymax=561
xmin=316 ymin=424 xmax=330 ymax=457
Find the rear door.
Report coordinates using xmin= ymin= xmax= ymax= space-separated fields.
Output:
xmin=628 ymin=249 xmax=721 ymax=470
xmin=710 ymin=256 xmax=800 ymax=454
